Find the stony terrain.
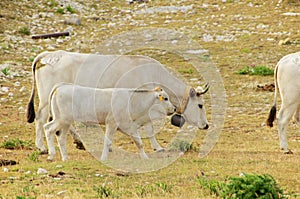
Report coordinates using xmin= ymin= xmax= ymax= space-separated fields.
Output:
xmin=0 ymin=0 xmax=299 ymax=198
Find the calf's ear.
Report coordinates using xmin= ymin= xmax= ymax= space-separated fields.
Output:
xmin=154 ymin=86 xmax=163 ymax=92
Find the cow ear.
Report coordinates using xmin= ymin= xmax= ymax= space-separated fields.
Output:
xmin=189 ymin=88 xmax=196 ymax=97
xmin=154 ymin=86 xmax=162 ymax=92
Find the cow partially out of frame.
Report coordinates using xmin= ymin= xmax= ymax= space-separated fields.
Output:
xmin=267 ymin=51 xmax=300 ymax=154
xmin=44 ymin=83 xmax=175 ymax=161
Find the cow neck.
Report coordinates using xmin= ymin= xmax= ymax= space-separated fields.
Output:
xmin=176 ymin=86 xmax=192 ymax=114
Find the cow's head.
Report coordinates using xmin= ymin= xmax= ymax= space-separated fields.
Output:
xmin=154 ymin=87 xmax=176 ymax=116
xmin=171 ymin=84 xmax=209 ymax=129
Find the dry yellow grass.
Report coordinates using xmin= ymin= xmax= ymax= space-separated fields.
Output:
xmin=0 ymin=0 xmax=299 ymax=198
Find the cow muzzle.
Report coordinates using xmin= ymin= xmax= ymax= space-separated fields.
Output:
xmin=171 ymin=114 xmax=185 ymax=127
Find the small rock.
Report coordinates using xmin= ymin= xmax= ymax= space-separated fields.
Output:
xmin=14 ymin=82 xmax=21 ymax=87
xmin=1 ymin=87 xmax=9 ymax=93
xmin=37 ymin=168 xmax=48 ymax=175
xmin=8 ymin=92 xmax=14 ymax=97
xmin=1 ymin=98 xmax=7 ymax=103
xmin=64 ymin=16 xmax=81 ymax=25
xmin=19 ymin=86 xmax=26 ymax=92
xmin=57 ymin=190 xmax=67 ymax=196
xmin=18 ymin=106 xmax=25 ymax=112
xmin=3 ymin=168 xmax=8 ymax=172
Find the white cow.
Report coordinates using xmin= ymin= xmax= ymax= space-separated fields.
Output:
xmin=44 ymin=83 xmax=175 ymax=161
xmin=267 ymin=51 xmax=300 ymax=153
xmin=27 ymin=50 xmax=209 ymax=153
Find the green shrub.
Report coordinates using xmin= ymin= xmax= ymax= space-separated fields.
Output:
xmin=238 ymin=66 xmax=274 ymax=76
xmin=198 ymin=173 xmax=286 ymax=199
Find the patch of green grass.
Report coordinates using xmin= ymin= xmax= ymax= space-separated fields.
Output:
xmin=56 ymin=7 xmax=65 ymax=14
xmin=66 ymin=5 xmax=76 ymax=13
xmin=169 ymin=139 xmax=194 ymax=152
xmin=1 ymin=138 xmax=34 ymax=150
xmin=19 ymin=27 xmax=30 ymax=35
xmin=198 ymin=173 xmax=287 ymax=199
xmin=178 ymin=68 xmax=194 ymax=74
xmin=93 ymin=184 xmax=114 ymax=198
xmin=238 ymin=65 xmax=274 ymax=76
xmin=1 ymin=67 xmax=10 ymax=76
xmin=28 ymin=151 xmax=41 ymax=162
xmin=241 ymin=48 xmax=250 ymax=53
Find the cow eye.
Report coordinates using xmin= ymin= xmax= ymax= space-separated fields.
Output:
xmin=198 ymin=104 xmax=203 ymax=109
xmin=164 ymin=97 xmax=168 ymax=101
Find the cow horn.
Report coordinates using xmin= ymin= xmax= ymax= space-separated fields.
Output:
xmin=200 ymin=83 xmax=209 ymax=95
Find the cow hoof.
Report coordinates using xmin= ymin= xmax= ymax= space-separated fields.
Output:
xmin=283 ymin=149 xmax=293 ymax=154
xmin=47 ymin=158 xmax=53 ymax=162
xmin=74 ymin=141 xmax=85 ymax=150
xmin=40 ymin=150 xmax=48 ymax=155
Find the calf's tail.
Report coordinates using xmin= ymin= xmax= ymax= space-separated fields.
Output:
xmin=266 ymin=62 xmax=279 ymax=127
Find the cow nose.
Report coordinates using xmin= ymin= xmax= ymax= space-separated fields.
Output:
xmin=204 ymin=124 xmax=209 ymax=129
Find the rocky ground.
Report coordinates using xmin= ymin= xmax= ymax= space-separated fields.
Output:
xmin=0 ymin=0 xmax=299 ymax=198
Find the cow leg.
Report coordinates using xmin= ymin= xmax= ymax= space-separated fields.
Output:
xmin=131 ymin=131 xmax=149 ymax=159
xmin=56 ymin=125 xmax=70 ymax=161
xmin=277 ymin=103 xmax=297 ymax=153
xmin=35 ymin=105 xmax=49 ymax=153
xmin=44 ymin=120 xmax=60 ymax=161
xmin=69 ymin=125 xmax=85 ymax=150
xmin=101 ymin=122 xmax=117 ymax=161
xmin=293 ymin=105 xmax=300 ymax=127
xmin=144 ymin=123 xmax=164 ymax=152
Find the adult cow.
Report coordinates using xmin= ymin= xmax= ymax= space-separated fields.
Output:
xmin=27 ymin=50 xmax=210 ymax=153
xmin=44 ymin=84 xmax=175 ymax=161
xmin=267 ymin=51 xmax=300 ymax=154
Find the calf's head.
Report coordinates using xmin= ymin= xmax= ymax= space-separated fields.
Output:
xmin=153 ymin=87 xmax=175 ymax=116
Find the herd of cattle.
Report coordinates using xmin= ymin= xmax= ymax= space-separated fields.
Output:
xmin=25 ymin=50 xmax=299 ymax=161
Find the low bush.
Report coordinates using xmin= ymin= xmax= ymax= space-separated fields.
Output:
xmin=198 ymin=173 xmax=287 ymax=199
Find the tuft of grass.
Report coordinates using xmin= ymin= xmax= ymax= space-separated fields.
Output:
xmin=178 ymin=68 xmax=194 ymax=74
xmin=238 ymin=65 xmax=274 ymax=76
xmin=66 ymin=5 xmax=76 ymax=13
xmin=19 ymin=27 xmax=30 ymax=35
xmin=169 ymin=139 xmax=194 ymax=152
xmin=56 ymin=7 xmax=65 ymax=14
xmin=1 ymin=138 xmax=34 ymax=150
xmin=198 ymin=173 xmax=287 ymax=199
xmin=28 ymin=151 xmax=41 ymax=162
xmin=93 ymin=184 xmax=115 ymax=198
xmin=1 ymin=67 xmax=10 ymax=76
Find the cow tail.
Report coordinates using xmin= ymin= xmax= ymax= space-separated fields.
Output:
xmin=26 ymin=52 xmax=49 ymax=123
xmin=266 ymin=63 xmax=279 ymax=127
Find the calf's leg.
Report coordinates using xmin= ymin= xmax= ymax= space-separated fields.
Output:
xmin=56 ymin=125 xmax=70 ymax=161
xmin=101 ymin=122 xmax=117 ymax=161
xmin=44 ymin=120 xmax=60 ymax=161
xmin=131 ymin=131 xmax=149 ymax=159
xmin=144 ymin=123 xmax=164 ymax=152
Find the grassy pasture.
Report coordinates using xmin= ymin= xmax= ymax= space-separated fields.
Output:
xmin=0 ymin=0 xmax=299 ymax=198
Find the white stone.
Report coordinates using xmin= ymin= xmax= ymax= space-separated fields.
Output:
xmin=37 ymin=168 xmax=48 ymax=175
